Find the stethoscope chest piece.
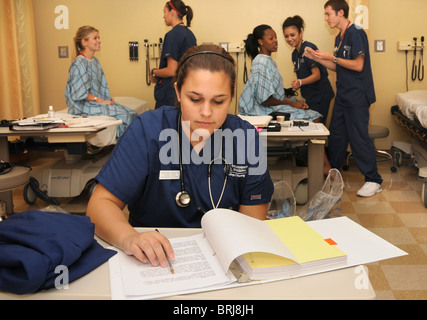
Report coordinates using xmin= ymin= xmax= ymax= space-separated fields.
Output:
xmin=176 ymin=190 xmax=191 ymax=208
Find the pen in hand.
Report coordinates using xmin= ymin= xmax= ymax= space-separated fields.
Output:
xmin=155 ymin=229 xmax=175 ymax=274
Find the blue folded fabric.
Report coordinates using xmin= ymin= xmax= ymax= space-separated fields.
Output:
xmin=0 ymin=210 xmax=116 ymax=295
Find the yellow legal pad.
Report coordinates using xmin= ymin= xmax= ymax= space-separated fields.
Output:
xmin=243 ymin=216 xmax=346 ymax=268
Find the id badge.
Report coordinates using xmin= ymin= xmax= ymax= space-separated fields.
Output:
xmin=159 ymin=170 xmax=180 ymax=180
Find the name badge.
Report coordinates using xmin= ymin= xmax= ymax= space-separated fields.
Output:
xmin=159 ymin=170 xmax=180 ymax=180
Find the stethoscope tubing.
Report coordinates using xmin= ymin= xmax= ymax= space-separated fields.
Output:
xmin=176 ymin=113 xmax=230 ymax=210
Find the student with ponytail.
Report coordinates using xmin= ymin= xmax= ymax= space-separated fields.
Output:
xmin=151 ymin=1 xmax=197 ymax=109
xmin=283 ymin=15 xmax=334 ymax=124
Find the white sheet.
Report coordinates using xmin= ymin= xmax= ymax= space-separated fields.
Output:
xmin=57 ymin=96 xmax=150 ymax=147
xmin=113 ymin=96 xmax=150 ymax=114
xmin=396 ymin=90 xmax=427 ymax=128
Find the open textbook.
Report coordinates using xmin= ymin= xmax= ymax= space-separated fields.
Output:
xmin=109 ymin=209 xmax=407 ymax=299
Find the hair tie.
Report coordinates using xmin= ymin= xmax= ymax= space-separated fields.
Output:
xmin=169 ymin=1 xmax=184 ymax=17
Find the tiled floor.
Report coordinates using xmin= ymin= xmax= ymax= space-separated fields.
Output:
xmin=338 ymin=158 xmax=427 ymax=300
xmin=8 ymin=152 xmax=427 ymax=300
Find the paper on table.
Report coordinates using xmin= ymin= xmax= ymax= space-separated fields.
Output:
xmin=238 ymin=115 xmax=272 ymax=127
xmin=306 ymin=217 xmax=408 ymax=267
xmin=118 ymin=234 xmax=236 ymax=297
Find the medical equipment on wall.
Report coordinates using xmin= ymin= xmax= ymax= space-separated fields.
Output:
xmin=419 ymin=36 xmax=424 ymax=81
xmin=129 ymin=41 xmax=139 ymax=61
xmin=154 ymin=38 xmax=163 ymax=67
xmin=175 ymin=113 xmax=230 ymax=210
xmin=401 ymin=37 xmax=425 ymax=90
xmin=144 ymin=39 xmax=151 ymax=86
xmin=142 ymin=38 xmax=163 ymax=86
xmin=412 ymin=37 xmax=418 ymax=81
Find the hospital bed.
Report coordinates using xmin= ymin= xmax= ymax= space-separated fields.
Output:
xmin=391 ymin=90 xmax=427 ymax=207
xmin=20 ymin=97 xmax=150 ymax=205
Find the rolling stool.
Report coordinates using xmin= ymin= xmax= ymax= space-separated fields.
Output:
xmin=0 ymin=164 xmax=31 ymax=219
xmin=343 ymin=125 xmax=397 ymax=172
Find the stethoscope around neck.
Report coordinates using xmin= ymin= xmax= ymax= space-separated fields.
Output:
xmin=175 ymin=112 xmax=231 ymax=210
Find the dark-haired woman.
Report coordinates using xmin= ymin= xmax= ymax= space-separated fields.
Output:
xmin=283 ymin=16 xmax=334 ymax=124
xmin=88 ymin=45 xmax=274 ymax=267
xmin=239 ymin=25 xmax=322 ymax=122
xmin=151 ymin=0 xmax=197 ymax=109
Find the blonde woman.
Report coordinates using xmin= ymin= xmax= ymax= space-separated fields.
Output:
xmin=65 ymin=26 xmax=137 ymax=139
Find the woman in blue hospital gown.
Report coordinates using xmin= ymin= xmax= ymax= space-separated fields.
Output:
xmin=65 ymin=26 xmax=137 ymax=139
xmin=239 ymin=25 xmax=322 ymax=123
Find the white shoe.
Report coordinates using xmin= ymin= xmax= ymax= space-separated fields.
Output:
xmin=357 ymin=182 xmax=382 ymax=197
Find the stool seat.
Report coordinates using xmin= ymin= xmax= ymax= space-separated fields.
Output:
xmin=0 ymin=166 xmax=31 ymax=192
xmin=344 ymin=124 xmax=396 ymax=172
xmin=368 ymin=125 xmax=389 ymax=139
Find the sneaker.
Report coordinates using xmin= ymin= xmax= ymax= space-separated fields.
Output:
xmin=357 ymin=182 xmax=382 ymax=197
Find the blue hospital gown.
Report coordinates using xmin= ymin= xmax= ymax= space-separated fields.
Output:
xmin=65 ymin=55 xmax=137 ymax=139
xmin=239 ymin=54 xmax=322 ymax=122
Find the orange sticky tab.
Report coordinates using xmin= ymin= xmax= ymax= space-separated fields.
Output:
xmin=325 ymin=238 xmax=337 ymax=246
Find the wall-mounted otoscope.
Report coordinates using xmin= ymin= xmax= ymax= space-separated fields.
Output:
xmin=419 ymin=36 xmax=424 ymax=81
xmin=144 ymin=39 xmax=151 ymax=86
xmin=412 ymin=37 xmax=418 ymax=81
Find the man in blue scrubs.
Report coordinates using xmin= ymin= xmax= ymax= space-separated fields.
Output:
xmin=305 ymin=0 xmax=382 ymax=197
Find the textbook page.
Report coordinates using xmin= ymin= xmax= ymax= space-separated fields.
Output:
xmin=117 ymin=233 xmax=236 ymax=297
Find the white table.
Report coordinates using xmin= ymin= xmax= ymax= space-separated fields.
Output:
xmin=0 ymin=228 xmax=375 ymax=300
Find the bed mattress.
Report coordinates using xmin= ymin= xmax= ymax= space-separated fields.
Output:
xmin=396 ymin=90 xmax=427 ymax=129
xmin=113 ymin=97 xmax=150 ymax=114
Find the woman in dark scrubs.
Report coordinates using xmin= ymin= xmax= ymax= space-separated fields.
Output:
xmin=283 ymin=16 xmax=334 ymax=124
xmin=151 ymin=0 xmax=197 ymax=109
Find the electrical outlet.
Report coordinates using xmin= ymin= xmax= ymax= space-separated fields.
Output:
xmin=375 ymin=40 xmax=386 ymax=52
xmin=58 ymin=46 xmax=69 ymax=58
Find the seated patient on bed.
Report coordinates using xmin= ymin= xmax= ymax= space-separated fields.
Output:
xmin=239 ymin=25 xmax=323 ymax=123
xmin=65 ymin=26 xmax=137 ymax=139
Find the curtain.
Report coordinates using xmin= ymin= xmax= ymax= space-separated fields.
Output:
xmin=0 ymin=0 xmax=40 ymax=120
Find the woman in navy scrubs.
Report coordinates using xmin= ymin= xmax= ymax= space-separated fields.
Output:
xmin=283 ymin=16 xmax=334 ymax=124
xmin=87 ymin=45 xmax=274 ymax=268
xmin=151 ymin=0 xmax=197 ymax=109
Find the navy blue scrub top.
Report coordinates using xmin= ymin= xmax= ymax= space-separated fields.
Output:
xmin=292 ymin=41 xmax=334 ymax=105
xmin=96 ymin=107 xmax=274 ymax=228
xmin=334 ymin=24 xmax=376 ymax=107
xmin=154 ymin=25 xmax=197 ymax=108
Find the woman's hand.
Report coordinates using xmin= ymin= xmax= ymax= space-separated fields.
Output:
xmin=150 ymin=68 xmax=158 ymax=83
xmin=121 ymin=230 xmax=175 ymax=267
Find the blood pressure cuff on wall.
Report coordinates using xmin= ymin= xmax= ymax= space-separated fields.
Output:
xmin=0 ymin=210 xmax=116 ymax=295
